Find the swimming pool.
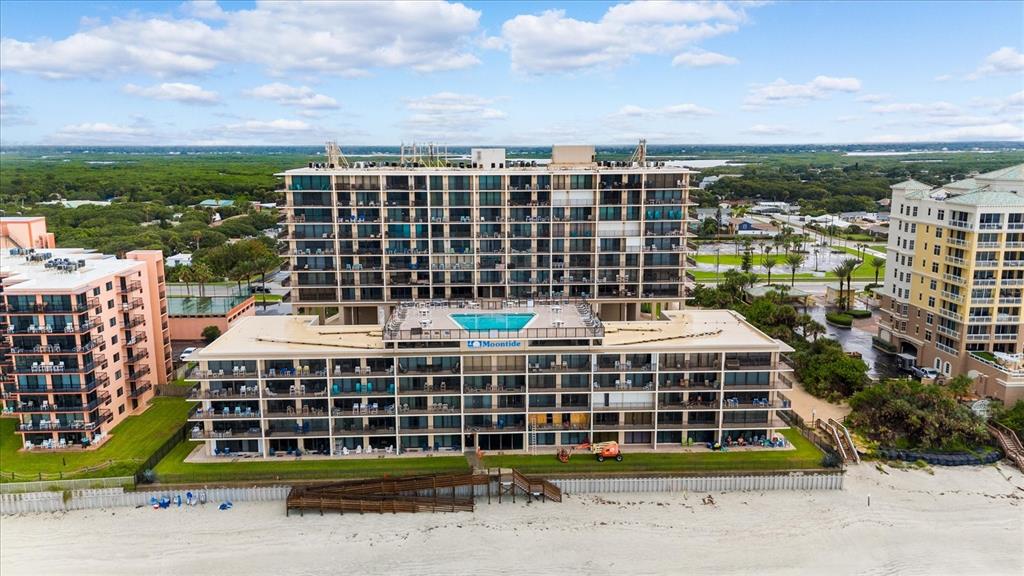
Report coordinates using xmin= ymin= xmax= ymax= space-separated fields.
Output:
xmin=450 ymin=313 xmax=536 ymax=331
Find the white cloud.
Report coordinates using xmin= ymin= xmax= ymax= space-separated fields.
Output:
xmin=967 ymin=46 xmax=1024 ymax=80
xmin=743 ymin=123 xmax=798 ymax=136
xmin=244 ymin=83 xmax=339 ymax=110
xmin=867 ymin=123 xmax=1024 ymax=143
xmin=499 ymin=2 xmax=754 ymax=74
xmin=744 ymin=75 xmax=861 ymax=107
xmin=0 ymin=1 xmax=482 ymax=78
xmin=671 ymin=50 xmax=738 ymax=67
xmin=855 ymin=93 xmax=887 ymax=103
xmin=612 ymin=103 xmax=714 ymax=117
xmin=183 ymin=0 xmax=227 ymax=20
xmin=401 ymin=92 xmax=506 ymax=141
xmin=222 ymin=119 xmax=311 ymax=134
xmin=870 ymin=101 xmax=960 ymax=116
xmin=123 ymin=82 xmax=219 ymax=104
xmin=52 ymin=122 xmax=153 ymax=144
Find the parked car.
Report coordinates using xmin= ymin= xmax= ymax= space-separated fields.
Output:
xmin=911 ymin=366 xmax=939 ymax=380
xmin=250 ymin=286 xmax=272 ymax=294
xmin=179 ymin=347 xmax=200 ymax=362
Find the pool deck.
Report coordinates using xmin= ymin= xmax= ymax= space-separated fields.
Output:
xmin=394 ymin=301 xmax=590 ymax=333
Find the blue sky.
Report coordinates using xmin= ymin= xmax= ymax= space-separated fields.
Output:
xmin=0 ymin=1 xmax=1021 ymax=145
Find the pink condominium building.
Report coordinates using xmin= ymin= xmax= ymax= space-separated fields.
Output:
xmin=0 ymin=217 xmax=173 ymax=448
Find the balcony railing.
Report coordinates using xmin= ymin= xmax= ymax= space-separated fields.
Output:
xmin=18 ymin=420 xmax=100 ymax=432
xmin=129 ymin=383 xmax=153 ymax=398
xmin=128 ymin=365 xmax=152 ymax=381
xmin=2 ymin=298 xmax=99 ymax=314
xmin=121 ymin=298 xmax=144 ymax=311
xmin=6 ymin=321 xmax=98 ymax=335
xmin=123 ymin=280 xmax=143 ymax=292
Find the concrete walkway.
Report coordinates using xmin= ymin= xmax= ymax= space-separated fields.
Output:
xmin=785 ymin=379 xmax=851 ymax=425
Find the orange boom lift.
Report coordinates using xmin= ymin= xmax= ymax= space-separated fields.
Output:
xmin=557 ymin=440 xmax=624 ymax=463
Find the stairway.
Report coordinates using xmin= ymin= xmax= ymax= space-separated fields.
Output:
xmin=988 ymin=422 xmax=1024 ymax=470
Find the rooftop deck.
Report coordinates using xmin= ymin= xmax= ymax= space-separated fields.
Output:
xmin=383 ymin=299 xmax=602 ymax=341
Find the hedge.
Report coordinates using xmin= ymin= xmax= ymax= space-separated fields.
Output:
xmin=825 ymin=312 xmax=853 ymax=327
xmin=847 ymin=309 xmax=872 ymax=319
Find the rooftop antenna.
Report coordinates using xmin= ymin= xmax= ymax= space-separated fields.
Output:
xmin=325 ymin=141 xmax=349 ymax=168
xmin=629 ymin=139 xmax=647 ymax=165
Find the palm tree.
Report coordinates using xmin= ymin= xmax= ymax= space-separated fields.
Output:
xmin=191 ymin=261 xmax=215 ymax=297
xmin=870 ymin=256 xmax=885 ymax=285
xmin=764 ymin=256 xmax=778 ymax=286
xmin=178 ymin=264 xmax=195 ymax=296
xmin=785 ymin=252 xmax=805 ymax=286
xmin=804 ymin=319 xmax=826 ymax=342
xmin=700 ymin=218 xmax=719 ymax=238
xmin=832 ymin=258 xmax=859 ymax=310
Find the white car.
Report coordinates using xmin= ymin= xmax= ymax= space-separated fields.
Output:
xmin=179 ymin=347 xmax=200 ymax=362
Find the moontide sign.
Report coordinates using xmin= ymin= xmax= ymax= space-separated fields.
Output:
xmin=466 ymin=340 xmax=521 ymax=349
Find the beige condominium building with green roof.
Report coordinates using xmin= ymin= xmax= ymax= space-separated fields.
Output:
xmin=877 ymin=164 xmax=1024 ymax=403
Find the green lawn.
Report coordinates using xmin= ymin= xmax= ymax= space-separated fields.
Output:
xmin=152 ymin=441 xmax=470 ymax=483
xmin=0 ymin=397 xmax=193 ymax=482
xmin=254 ymin=293 xmax=283 ymax=303
xmin=693 ymin=249 xmax=882 ymax=281
xmin=481 ymin=430 xmax=825 ymax=475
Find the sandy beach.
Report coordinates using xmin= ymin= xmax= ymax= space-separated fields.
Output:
xmin=2 ymin=464 xmax=1022 ymax=576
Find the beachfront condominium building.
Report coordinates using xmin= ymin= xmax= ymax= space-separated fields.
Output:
xmin=185 ymin=301 xmax=793 ymax=457
xmin=281 ymin=145 xmax=695 ymax=324
xmin=0 ymin=217 xmax=173 ymax=448
xmin=877 ymin=164 xmax=1024 ymax=403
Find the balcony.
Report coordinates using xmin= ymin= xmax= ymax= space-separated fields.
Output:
xmin=128 ymin=365 xmax=151 ymax=382
xmin=12 ymin=360 xmax=101 ymax=374
xmin=1005 ymin=260 xmax=1024 ymax=268
xmin=6 ymin=321 xmax=98 ymax=335
xmin=947 ymin=238 xmax=967 ymax=247
xmin=1001 ymin=279 xmax=1024 ymax=286
xmin=191 ymin=428 xmax=264 ymax=440
xmin=2 ymin=298 xmax=99 ymax=314
xmin=129 ymin=383 xmax=153 ymax=398
xmin=125 ymin=332 xmax=147 ymax=346
xmin=938 ymin=308 xmax=964 ymax=322
xmin=945 ymin=255 xmax=965 ymax=266
xmin=940 ymin=291 xmax=963 ymax=303
xmin=936 ymin=342 xmax=959 ymax=355
xmin=123 ymin=315 xmax=145 ymax=329
xmin=123 ymin=280 xmax=143 ymax=292
xmin=943 ymin=274 xmax=966 ymax=286
xmin=994 ymin=333 xmax=1018 ymax=341
xmin=120 ymin=298 xmax=144 ymax=311
xmin=948 ymin=220 xmax=972 ymax=229
xmin=974 ymin=260 xmax=999 ymax=268
xmin=18 ymin=420 xmax=100 ymax=433
xmin=126 ymin=349 xmax=150 ymax=364
xmin=10 ymin=337 xmax=105 ymax=355
xmin=936 ymin=325 xmax=960 ymax=338
xmin=979 ymin=222 xmax=1003 ymax=230
xmin=4 ymin=374 xmax=109 ymax=395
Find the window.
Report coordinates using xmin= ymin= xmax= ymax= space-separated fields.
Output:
xmin=912 ymin=206 xmax=918 ymax=217
xmin=943 ymin=361 xmax=951 ymax=375
xmin=107 ymin=299 xmax=114 ymax=309
xmin=932 ymin=263 xmax=939 ymax=273
xmin=109 ymin=318 xmax=116 ymax=327
xmin=933 ymin=245 xmax=940 ymax=256
xmin=106 ymin=281 xmax=113 ymax=291
xmin=930 ymin=280 xmax=937 ymax=290
xmin=925 ymin=331 xmax=932 ymax=341
xmin=935 ymin=228 xmax=942 ymax=238
xmin=93 ymin=287 xmax=100 ymax=296
xmin=115 ymin=370 xmax=122 ymax=380
xmin=926 ymin=313 xmax=934 ymax=324
xmin=928 ymin=296 xmax=935 ymax=307
xmin=112 ymin=352 xmax=120 ymax=362
xmin=117 ymin=387 xmax=124 ymax=397
xmin=118 ymin=405 xmax=125 ymax=414
xmin=110 ymin=334 xmax=118 ymax=345
xmin=938 ymin=210 xmax=945 ymax=221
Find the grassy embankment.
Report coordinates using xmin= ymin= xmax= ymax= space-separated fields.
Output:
xmin=0 ymin=397 xmax=193 ymax=482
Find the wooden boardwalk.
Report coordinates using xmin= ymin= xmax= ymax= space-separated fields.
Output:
xmin=286 ymin=469 xmax=561 ymax=515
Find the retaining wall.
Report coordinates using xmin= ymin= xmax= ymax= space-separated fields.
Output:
xmin=551 ymin=472 xmax=843 ymax=494
xmin=1 ymin=485 xmax=291 ymax=515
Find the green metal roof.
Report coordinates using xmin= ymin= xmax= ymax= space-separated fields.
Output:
xmin=944 ymin=190 xmax=1024 ymax=207
xmin=977 ymin=163 xmax=1024 ymax=182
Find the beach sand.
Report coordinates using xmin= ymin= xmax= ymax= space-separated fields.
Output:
xmin=2 ymin=464 xmax=1022 ymax=576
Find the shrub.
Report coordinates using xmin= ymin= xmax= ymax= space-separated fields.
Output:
xmin=848 ymin=379 xmax=989 ymax=451
xmin=825 ymin=312 xmax=853 ymax=327
xmin=201 ymin=325 xmax=222 ymax=343
xmin=847 ymin=309 xmax=872 ymax=319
